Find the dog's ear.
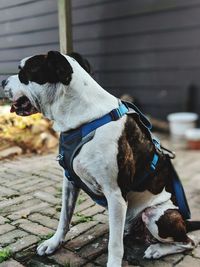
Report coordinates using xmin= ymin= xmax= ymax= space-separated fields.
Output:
xmin=47 ymin=51 xmax=73 ymax=85
xmin=70 ymin=52 xmax=91 ymax=74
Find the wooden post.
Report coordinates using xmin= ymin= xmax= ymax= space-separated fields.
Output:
xmin=58 ymin=0 xmax=73 ymax=54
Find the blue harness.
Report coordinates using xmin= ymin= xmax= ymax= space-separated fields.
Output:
xmin=58 ymin=101 xmax=191 ymax=219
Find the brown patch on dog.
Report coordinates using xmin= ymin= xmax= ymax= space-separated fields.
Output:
xmin=117 ymin=114 xmax=176 ymax=204
xmin=156 ymin=209 xmax=190 ymax=242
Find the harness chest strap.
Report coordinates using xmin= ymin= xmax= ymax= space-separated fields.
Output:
xmin=58 ymin=102 xmax=130 ymax=206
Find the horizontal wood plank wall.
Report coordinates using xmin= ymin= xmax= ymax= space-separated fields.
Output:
xmin=1 ymin=0 xmax=200 ymax=118
xmin=0 ymin=0 xmax=59 ymax=88
xmin=72 ymin=0 xmax=200 ymax=118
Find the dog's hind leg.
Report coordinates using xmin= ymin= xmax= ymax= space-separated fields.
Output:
xmin=37 ymin=176 xmax=80 ymax=255
xmin=144 ymin=242 xmax=194 ymax=259
xmin=142 ymin=206 xmax=195 ymax=259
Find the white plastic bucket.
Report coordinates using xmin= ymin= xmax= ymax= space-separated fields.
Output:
xmin=167 ymin=112 xmax=198 ymax=137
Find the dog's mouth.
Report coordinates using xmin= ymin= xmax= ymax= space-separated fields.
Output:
xmin=10 ymin=96 xmax=38 ymax=116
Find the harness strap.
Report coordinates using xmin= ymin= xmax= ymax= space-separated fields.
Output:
xmin=81 ymin=103 xmax=129 ymax=137
xmin=122 ymin=101 xmax=152 ymax=130
xmin=59 ymin=103 xmax=129 ymax=207
xmin=166 ymin=157 xmax=191 ymax=219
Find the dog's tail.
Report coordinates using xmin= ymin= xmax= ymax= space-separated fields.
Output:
xmin=186 ymin=220 xmax=200 ymax=232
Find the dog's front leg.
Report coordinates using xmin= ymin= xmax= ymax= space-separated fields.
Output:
xmin=37 ymin=176 xmax=80 ymax=255
xmin=105 ymin=188 xmax=127 ymax=267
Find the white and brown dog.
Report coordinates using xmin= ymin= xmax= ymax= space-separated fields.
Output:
xmin=2 ymin=51 xmax=200 ymax=267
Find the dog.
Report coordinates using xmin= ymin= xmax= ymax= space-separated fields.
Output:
xmin=2 ymin=51 xmax=200 ymax=267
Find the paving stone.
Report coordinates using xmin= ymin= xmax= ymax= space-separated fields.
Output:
xmin=78 ymin=234 xmax=108 ymax=260
xmin=11 ymin=218 xmax=30 ymax=226
xmin=8 ymin=202 xmax=50 ymax=220
xmin=176 ymin=255 xmax=200 ymax=267
xmin=5 ymin=177 xmax=32 ymax=187
xmin=0 ymin=259 xmax=25 ymax=267
xmin=34 ymin=191 xmax=60 ymax=205
xmin=82 ymin=263 xmax=100 ymax=267
xmin=188 ymin=230 xmax=200 ymax=245
xmin=0 ymin=195 xmax=32 ymax=209
xmin=27 ymin=258 xmax=60 ymax=267
xmin=49 ymin=248 xmax=86 ymax=266
xmin=95 ymin=253 xmax=108 ymax=266
xmin=0 ymin=229 xmax=28 ymax=246
xmin=0 ymin=216 xmax=8 ymax=225
xmin=20 ymin=181 xmax=55 ymax=194
xmin=122 ymin=261 xmax=140 ymax=267
xmin=66 ymin=223 xmax=108 ymax=251
xmin=0 ymin=186 xmax=19 ymax=197
xmin=65 ymin=221 xmax=98 ymax=241
xmin=28 ymin=213 xmax=58 ymax=230
xmin=0 ymin=224 xmax=15 ymax=235
xmin=80 ymin=205 xmax=105 ymax=217
xmin=193 ymin=245 xmax=200 ymax=258
xmin=93 ymin=213 xmax=108 ymax=224
xmin=163 ymin=253 xmax=184 ymax=264
xmin=3 ymin=199 xmax=42 ymax=215
xmin=38 ymin=171 xmax=62 ymax=182
xmin=13 ymin=178 xmax=44 ymax=190
xmin=8 ymin=235 xmax=39 ymax=253
xmin=74 ymin=198 xmax=95 ymax=214
xmin=139 ymin=260 xmax=172 ymax=267
xmin=17 ymin=220 xmax=54 ymax=236
xmin=40 ymin=207 xmax=57 ymax=217
xmin=43 ymin=186 xmax=58 ymax=195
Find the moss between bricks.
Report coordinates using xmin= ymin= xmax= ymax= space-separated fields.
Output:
xmin=0 ymin=248 xmax=12 ymax=263
xmin=75 ymin=212 xmax=93 ymax=224
xmin=77 ymin=195 xmax=86 ymax=205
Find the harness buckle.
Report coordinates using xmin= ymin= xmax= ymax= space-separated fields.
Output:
xmin=152 ymin=136 xmax=162 ymax=152
xmin=110 ymin=109 xmax=121 ymax=120
xmin=56 ymin=154 xmax=63 ymax=161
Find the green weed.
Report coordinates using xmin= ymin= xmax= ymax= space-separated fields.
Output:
xmin=0 ymin=248 xmax=12 ymax=263
xmin=75 ymin=212 xmax=93 ymax=224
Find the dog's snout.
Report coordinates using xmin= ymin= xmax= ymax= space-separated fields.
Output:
xmin=1 ymin=79 xmax=8 ymax=88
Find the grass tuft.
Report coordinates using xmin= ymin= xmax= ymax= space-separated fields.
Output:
xmin=0 ymin=248 xmax=12 ymax=263
xmin=75 ymin=212 xmax=93 ymax=224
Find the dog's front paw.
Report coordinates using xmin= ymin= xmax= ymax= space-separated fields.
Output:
xmin=144 ymin=244 xmax=162 ymax=259
xmin=37 ymin=235 xmax=63 ymax=255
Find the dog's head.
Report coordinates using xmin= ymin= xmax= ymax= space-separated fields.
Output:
xmin=1 ymin=51 xmax=90 ymax=117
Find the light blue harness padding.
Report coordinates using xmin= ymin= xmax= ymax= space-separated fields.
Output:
xmin=58 ymin=100 xmax=191 ymax=219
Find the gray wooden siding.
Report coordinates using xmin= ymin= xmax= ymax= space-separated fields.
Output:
xmin=0 ymin=0 xmax=59 ymax=84
xmin=1 ymin=0 xmax=200 ymax=119
xmin=72 ymin=0 xmax=200 ymax=118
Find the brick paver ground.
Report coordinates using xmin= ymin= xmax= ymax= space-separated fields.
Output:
xmin=0 ymin=138 xmax=200 ymax=266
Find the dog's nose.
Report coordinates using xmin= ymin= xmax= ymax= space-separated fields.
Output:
xmin=1 ymin=79 xmax=8 ymax=88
